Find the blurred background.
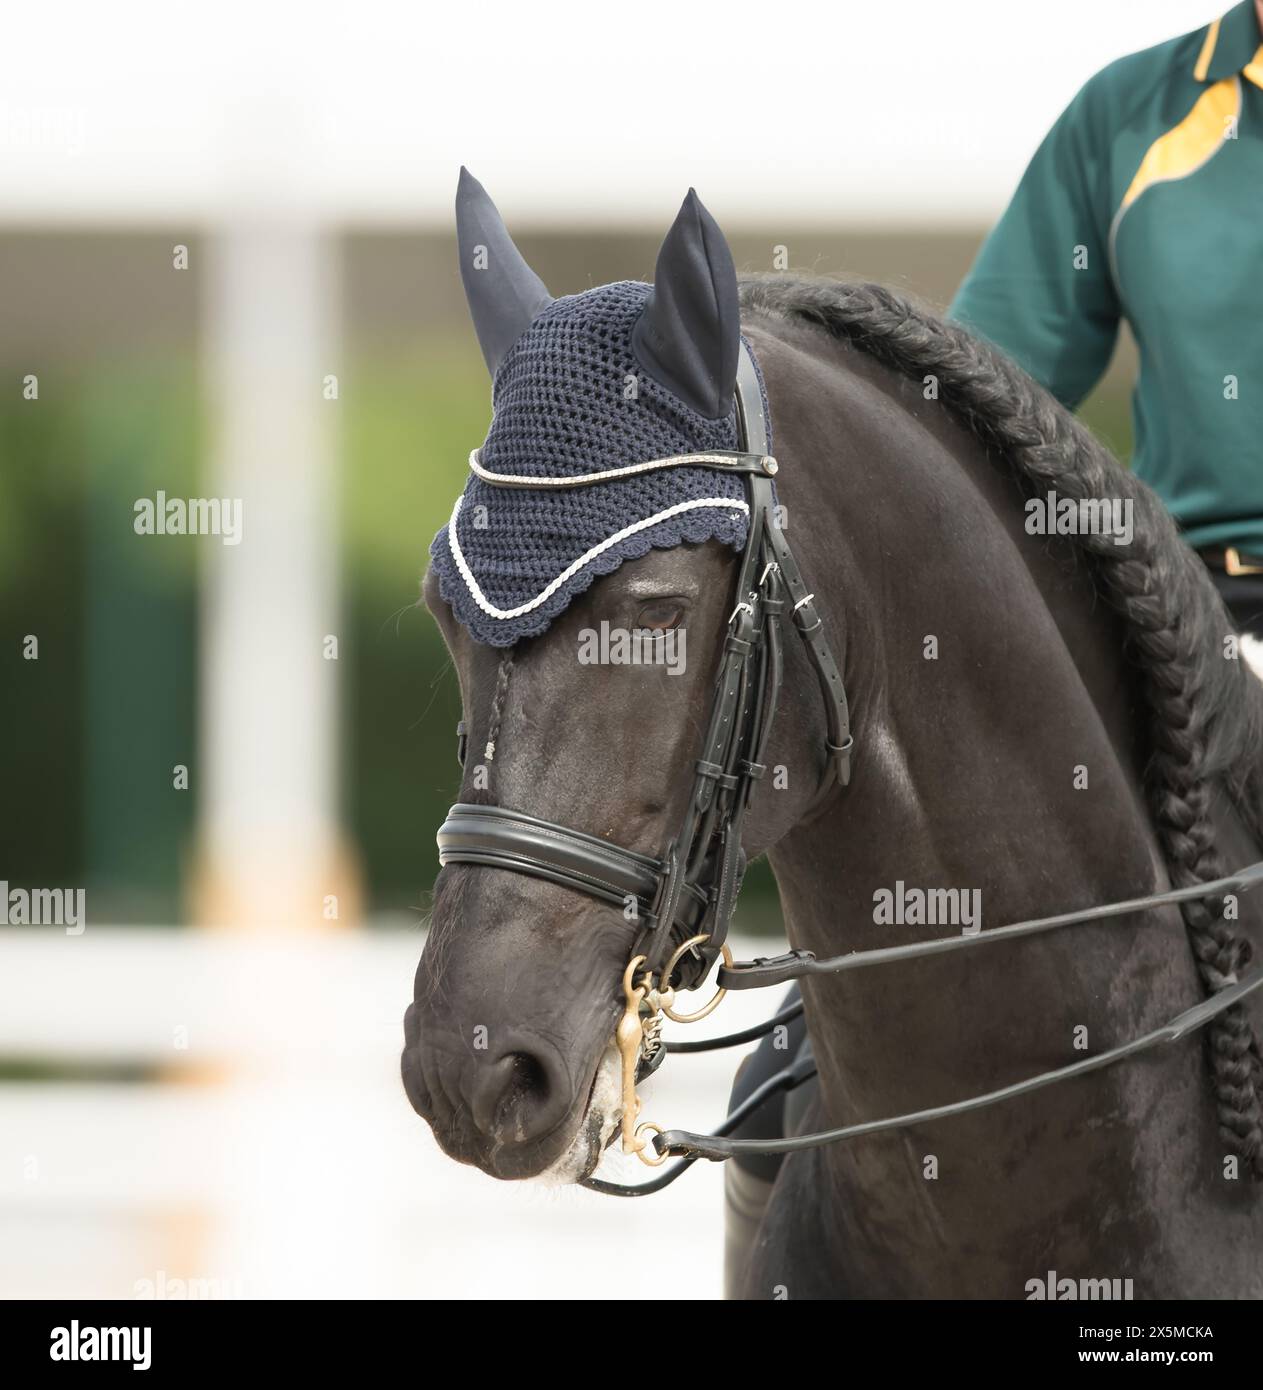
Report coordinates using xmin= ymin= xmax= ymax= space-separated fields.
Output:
xmin=0 ymin=0 xmax=1212 ymax=1299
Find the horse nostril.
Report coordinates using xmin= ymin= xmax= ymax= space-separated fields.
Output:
xmin=504 ymin=1052 xmax=549 ymax=1106
xmin=468 ymin=1040 xmax=572 ymax=1146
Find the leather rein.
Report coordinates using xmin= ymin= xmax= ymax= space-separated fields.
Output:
xmin=435 ymin=343 xmax=1263 ymax=1198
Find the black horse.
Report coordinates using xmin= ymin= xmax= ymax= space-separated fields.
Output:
xmin=402 ymin=179 xmax=1263 ymax=1298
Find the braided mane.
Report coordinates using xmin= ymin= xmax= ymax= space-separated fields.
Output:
xmin=738 ymin=274 xmax=1263 ymax=1174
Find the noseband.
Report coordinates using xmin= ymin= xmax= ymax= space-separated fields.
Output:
xmin=435 ymin=346 xmax=1263 ymax=1197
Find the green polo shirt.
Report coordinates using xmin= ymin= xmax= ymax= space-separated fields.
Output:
xmin=949 ymin=1 xmax=1263 ymax=554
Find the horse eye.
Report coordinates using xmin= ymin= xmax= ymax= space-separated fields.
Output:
xmin=636 ymin=600 xmax=685 ymax=632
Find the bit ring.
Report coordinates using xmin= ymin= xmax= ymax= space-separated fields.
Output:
xmin=660 ymin=935 xmax=733 ymax=1024
xmin=634 ymin=1122 xmax=668 ymax=1167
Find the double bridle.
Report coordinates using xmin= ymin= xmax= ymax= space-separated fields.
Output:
xmin=436 ymin=344 xmax=1263 ymax=1197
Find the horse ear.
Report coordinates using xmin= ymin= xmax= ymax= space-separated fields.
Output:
xmin=632 ymin=189 xmax=740 ymax=420
xmin=456 ymin=168 xmax=553 ymax=376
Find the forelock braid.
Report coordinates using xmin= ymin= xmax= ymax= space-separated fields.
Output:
xmin=738 ymin=275 xmax=1263 ymax=1174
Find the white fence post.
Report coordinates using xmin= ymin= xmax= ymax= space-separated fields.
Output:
xmin=196 ymin=216 xmax=353 ymax=928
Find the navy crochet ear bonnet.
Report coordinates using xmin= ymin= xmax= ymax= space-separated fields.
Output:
xmin=429 ymin=281 xmax=770 ymax=647
xmin=430 ymin=172 xmax=772 ymax=648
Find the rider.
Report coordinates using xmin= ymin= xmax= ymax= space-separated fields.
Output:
xmin=949 ymin=1 xmax=1263 ymax=637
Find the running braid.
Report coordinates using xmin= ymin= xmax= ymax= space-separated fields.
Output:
xmin=739 ymin=274 xmax=1263 ymax=1176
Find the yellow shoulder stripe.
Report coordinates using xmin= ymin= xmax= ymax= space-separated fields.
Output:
xmin=1118 ymin=76 xmax=1239 ymax=216
xmin=1194 ymin=17 xmax=1221 ymax=81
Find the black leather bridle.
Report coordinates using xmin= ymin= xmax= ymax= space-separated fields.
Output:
xmin=435 ymin=345 xmax=1263 ymax=1198
xmin=438 ymin=344 xmax=853 ymax=994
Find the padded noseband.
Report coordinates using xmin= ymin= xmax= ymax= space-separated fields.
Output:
xmin=436 ymin=803 xmax=712 ymax=933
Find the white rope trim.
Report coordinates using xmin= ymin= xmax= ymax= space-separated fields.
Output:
xmin=447 ymin=495 xmax=749 ymax=622
xmin=468 ymin=447 xmax=762 ymax=489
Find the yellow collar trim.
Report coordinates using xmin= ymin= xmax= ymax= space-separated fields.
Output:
xmin=1194 ymin=17 xmax=1223 ymax=80
xmin=1244 ymin=42 xmax=1263 ymax=88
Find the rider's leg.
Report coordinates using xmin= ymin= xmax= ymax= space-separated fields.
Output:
xmin=722 ymin=986 xmax=817 ymax=1296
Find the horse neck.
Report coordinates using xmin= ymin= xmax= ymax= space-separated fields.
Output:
xmin=764 ymin=341 xmax=1190 ymax=1112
